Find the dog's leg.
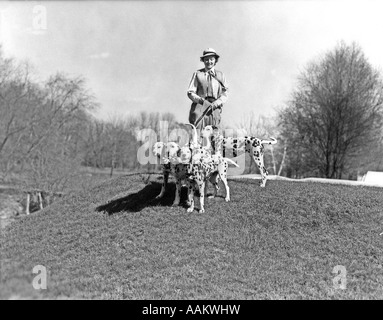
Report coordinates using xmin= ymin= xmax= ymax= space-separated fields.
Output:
xmin=251 ymin=146 xmax=268 ymax=187
xmin=218 ymin=161 xmax=230 ymax=201
xmin=185 ymin=180 xmax=192 ymax=206
xmin=156 ymin=169 xmax=169 ymax=198
xmin=220 ymin=175 xmax=230 ymax=202
xmin=186 ymin=182 xmax=195 ymax=213
xmin=198 ymin=181 xmax=206 ymax=213
xmin=208 ymin=172 xmax=220 ymax=198
xmin=172 ymin=177 xmax=182 ymax=206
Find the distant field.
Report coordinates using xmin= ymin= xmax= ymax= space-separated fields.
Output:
xmin=1 ymin=173 xmax=383 ymax=299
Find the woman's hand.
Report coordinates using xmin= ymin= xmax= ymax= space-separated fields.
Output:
xmin=209 ymin=100 xmax=220 ymax=110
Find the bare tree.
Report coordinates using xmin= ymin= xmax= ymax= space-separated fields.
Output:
xmin=21 ymin=74 xmax=97 ymax=192
xmin=0 ymin=52 xmax=40 ymax=176
xmin=279 ymin=42 xmax=383 ymax=179
xmin=0 ymin=47 xmax=98 ymax=191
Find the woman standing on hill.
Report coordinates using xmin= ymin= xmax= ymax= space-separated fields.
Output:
xmin=187 ymin=48 xmax=229 ymax=130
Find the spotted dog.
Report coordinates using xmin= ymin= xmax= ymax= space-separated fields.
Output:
xmin=171 ymin=145 xmax=218 ymax=208
xmin=186 ymin=146 xmax=239 ymax=213
xmin=176 ymin=145 xmax=221 ymax=202
xmin=152 ymin=124 xmax=201 ymax=206
xmin=201 ymin=125 xmax=277 ymax=187
xmin=152 ymin=141 xmax=191 ymax=206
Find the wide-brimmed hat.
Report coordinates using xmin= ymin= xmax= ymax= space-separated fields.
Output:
xmin=200 ymin=48 xmax=220 ymax=60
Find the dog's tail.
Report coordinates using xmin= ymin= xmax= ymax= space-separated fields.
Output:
xmin=225 ymin=158 xmax=240 ymax=167
xmin=185 ymin=123 xmax=198 ymax=147
xmin=261 ymin=137 xmax=277 ymax=145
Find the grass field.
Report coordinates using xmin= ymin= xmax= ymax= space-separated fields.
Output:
xmin=1 ymin=173 xmax=383 ymax=299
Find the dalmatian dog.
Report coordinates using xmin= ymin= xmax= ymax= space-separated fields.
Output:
xmin=186 ymin=147 xmax=239 ymax=213
xmin=171 ymin=145 xmax=219 ymax=200
xmin=170 ymin=145 xmax=219 ymax=207
xmin=152 ymin=141 xmax=191 ymax=206
xmin=152 ymin=123 xmax=201 ymax=206
xmin=201 ymin=125 xmax=277 ymax=187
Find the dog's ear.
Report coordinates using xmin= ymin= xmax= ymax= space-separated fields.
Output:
xmin=212 ymin=125 xmax=219 ymax=131
xmin=176 ymin=149 xmax=181 ymax=157
xmin=153 ymin=142 xmax=164 ymax=156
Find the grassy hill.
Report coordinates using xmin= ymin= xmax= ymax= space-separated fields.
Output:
xmin=1 ymin=173 xmax=383 ymax=299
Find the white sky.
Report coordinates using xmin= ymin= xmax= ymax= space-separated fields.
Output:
xmin=1 ymin=0 xmax=383 ymax=127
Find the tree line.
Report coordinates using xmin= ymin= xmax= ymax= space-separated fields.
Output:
xmin=0 ymin=47 xmax=184 ymax=191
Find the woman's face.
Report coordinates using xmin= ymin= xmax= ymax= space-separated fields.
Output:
xmin=203 ymin=56 xmax=216 ymax=70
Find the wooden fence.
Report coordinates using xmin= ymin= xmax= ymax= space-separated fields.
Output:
xmin=0 ymin=185 xmax=65 ymax=215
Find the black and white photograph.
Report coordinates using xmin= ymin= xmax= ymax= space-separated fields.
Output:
xmin=1 ymin=0 xmax=383 ymax=304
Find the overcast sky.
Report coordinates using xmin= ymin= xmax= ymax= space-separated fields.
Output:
xmin=1 ymin=0 xmax=383 ymax=127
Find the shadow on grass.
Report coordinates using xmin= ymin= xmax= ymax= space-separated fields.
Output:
xmin=96 ymin=182 xmax=191 ymax=215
